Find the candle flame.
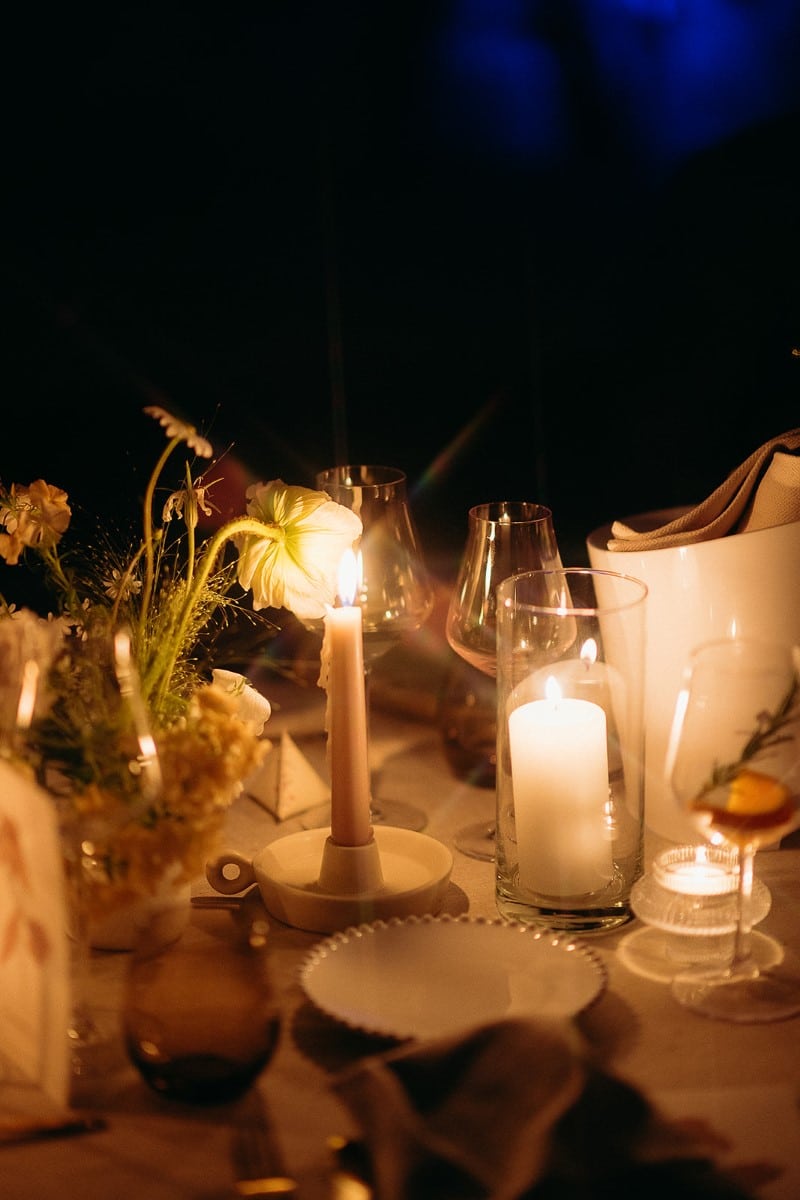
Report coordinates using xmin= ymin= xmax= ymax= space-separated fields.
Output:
xmin=545 ymin=675 xmax=562 ymax=704
xmin=337 ymin=549 xmax=359 ymax=606
xmin=580 ymin=638 xmax=598 ymax=669
xmin=15 ymin=660 xmax=39 ymax=730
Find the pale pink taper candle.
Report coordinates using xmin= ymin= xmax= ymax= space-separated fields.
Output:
xmin=322 ymin=551 xmax=372 ymax=846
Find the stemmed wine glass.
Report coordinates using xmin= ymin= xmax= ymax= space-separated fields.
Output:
xmin=123 ymin=898 xmax=281 ymax=1105
xmin=312 ymin=464 xmax=435 ymax=830
xmin=444 ymin=501 xmax=562 ymax=859
xmin=665 ymin=636 xmax=800 ymax=1022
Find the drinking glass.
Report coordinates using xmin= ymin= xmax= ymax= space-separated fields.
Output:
xmin=313 ymin=464 xmax=435 ymax=830
xmin=444 ymin=502 xmax=562 ymax=859
xmin=666 ymin=637 xmax=800 ymax=1021
xmin=123 ymin=901 xmax=280 ymax=1104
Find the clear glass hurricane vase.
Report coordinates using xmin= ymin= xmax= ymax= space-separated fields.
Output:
xmin=444 ymin=502 xmax=562 ymax=860
xmin=666 ymin=637 xmax=800 ymax=1022
xmin=315 ymin=464 xmax=435 ymax=830
xmin=56 ymin=625 xmax=167 ymax=1076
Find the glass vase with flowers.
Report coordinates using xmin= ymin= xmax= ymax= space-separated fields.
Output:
xmin=0 ymin=406 xmax=361 ymax=1058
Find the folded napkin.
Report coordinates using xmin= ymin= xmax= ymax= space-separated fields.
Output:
xmin=607 ymin=428 xmax=800 ymax=552
xmin=333 ymin=1018 xmax=768 ymax=1199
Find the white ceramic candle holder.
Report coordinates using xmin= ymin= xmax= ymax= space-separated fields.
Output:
xmin=206 ymin=825 xmax=453 ymax=934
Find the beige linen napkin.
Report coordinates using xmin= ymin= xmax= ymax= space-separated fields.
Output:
xmin=607 ymin=428 xmax=800 ymax=551
xmin=332 ymin=1017 xmax=767 ymax=1199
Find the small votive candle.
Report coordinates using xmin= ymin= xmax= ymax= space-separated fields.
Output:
xmin=652 ymin=845 xmax=737 ymax=897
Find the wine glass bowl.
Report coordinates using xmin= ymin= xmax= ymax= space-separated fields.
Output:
xmin=445 ymin=501 xmax=562 ymax=677
xmin=444 ymin=502 xmax=563 ymax=860
xmin=123 ymin=903 xmax=280 ymax=1105
xmin=666 ymin=636 xmax=800 ymax=1021
xmin=316 ymin=465 xmax=435 ymax=667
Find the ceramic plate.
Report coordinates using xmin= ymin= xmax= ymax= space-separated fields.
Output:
xmin=299 ymin=913 xmax=606 ymax=1039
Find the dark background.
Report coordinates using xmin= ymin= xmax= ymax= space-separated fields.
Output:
xmin=4 ymin=1 xmax=800 ymax=587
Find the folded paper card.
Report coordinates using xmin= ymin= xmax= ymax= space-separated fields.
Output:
xmin=607 ymin=428 xmax=800 ymax=551
xmin=243 ymin=731 xmax=329 ymax=820
xmin=0 ymin=759 xmax=70 ymax=1116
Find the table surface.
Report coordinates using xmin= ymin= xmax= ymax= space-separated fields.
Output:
xmin=3 ymin=666 xmax=800 ymax=1200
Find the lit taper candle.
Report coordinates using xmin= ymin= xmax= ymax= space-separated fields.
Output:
xmin=321 ymin=549 xmax=372 ymax=846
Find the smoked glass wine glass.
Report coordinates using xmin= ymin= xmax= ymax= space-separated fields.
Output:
xmin=666 ymin=636 xmax=800 ymax=1021
xmin=314 ymin=464 xmax=435 ymax=830
xmin=444 ymin=502 xmax=562 ymax=859
xmin=123 ymin=901 xmax=280 ymax=1104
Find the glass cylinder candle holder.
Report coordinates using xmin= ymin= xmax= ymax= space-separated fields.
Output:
xmin=495 ymin=568 xmax=648 ymax=932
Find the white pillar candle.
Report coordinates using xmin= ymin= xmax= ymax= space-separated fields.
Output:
xmin=509 ymin=679 xmax=613 ymax=896
xmin=321 ymin=551 xmax=373 ymax=847
xmin=542 ymin=642 xmax=625 ymax=777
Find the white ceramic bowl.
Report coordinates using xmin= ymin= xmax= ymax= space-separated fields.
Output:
xmin=587 ymin=509 xmax=800 ymax=842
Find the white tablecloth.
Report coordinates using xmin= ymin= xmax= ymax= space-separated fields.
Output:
xmin=2 ymin=671 xmax=799 ymax=1200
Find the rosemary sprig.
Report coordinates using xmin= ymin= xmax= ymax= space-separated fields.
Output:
xmin=698 ymin=675 xmax=799 ymax=802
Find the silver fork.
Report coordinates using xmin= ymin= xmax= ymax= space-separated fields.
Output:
xmin=231 ymin=1095 xmax=297 ymax=1197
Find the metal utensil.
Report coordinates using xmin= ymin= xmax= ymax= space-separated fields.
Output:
xmin=231 ymin=1096 xmax=296 ymax=1197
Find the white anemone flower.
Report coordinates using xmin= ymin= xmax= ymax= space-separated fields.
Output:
xmin=211 ymin=669 xmax=272 ymax=735
xmin=235 ymin=480 xmax=362 ymax=620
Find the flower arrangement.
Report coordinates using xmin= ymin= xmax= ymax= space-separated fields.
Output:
xmin=0 ymin=406 xmax=361 ymax=911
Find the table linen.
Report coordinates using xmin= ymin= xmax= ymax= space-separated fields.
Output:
xmin=1 ymin=670 xmax=799 ymax=1199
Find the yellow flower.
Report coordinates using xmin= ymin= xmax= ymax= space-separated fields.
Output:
xmin=0 ymin=480 xmax=71 ymax=565
xmin=235 ymin=480 xmax=362 ymax=620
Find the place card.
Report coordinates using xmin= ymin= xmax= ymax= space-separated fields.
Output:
xmin=0 ymin=759 xmax=70 ymax=1114
xmin=244 ymin=731 xmax=330 ymax=820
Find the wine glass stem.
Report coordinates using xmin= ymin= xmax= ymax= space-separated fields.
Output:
xmin=363 ymin=665 xmax=378 ymax=803
xmin=731 ymin=845 xmax=755 ymax=969
xmin=66 ymin=858 xmax=99 ymax=1044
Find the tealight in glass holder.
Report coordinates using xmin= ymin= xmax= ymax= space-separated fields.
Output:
xmin=621 ymin=843 xmax=773 ymax=983
xmin=495 ymin=568 xmax=648 ymax=933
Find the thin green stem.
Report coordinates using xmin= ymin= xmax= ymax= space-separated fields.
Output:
xmin=110 ymin=541 xmax=147 ymax=627
xmin=146 ymin=516 xmax=281 ymax=712
xmin=184 ymin=462 xmax=197 ymax=591
xmin=138 ymin=436 xmax=182 ymax=645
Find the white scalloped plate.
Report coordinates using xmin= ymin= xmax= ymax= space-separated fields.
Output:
xmin=298 ymin=914 xmax=606 ymax=1039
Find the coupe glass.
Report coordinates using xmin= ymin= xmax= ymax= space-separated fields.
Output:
xmin=313 ymin=464 xmax=435 ymax=830
xmin=666 ymin=636 xmax=800 ymax=1021
xmin=444 ymin=501 xmax=562 ymax=859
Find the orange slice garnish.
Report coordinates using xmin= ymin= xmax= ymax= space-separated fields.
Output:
xmin=724 ymin=768 xmax=791 ymax=815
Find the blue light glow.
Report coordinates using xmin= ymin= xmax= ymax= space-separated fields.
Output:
xmin=432 ymin=0 xmax=800 ymax=174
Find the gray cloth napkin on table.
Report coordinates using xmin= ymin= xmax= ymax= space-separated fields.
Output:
xmin=333 ymin=1017 xmax=765 ymax=1199
xmin=607 ymin=428 xmax=800 ymax=552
